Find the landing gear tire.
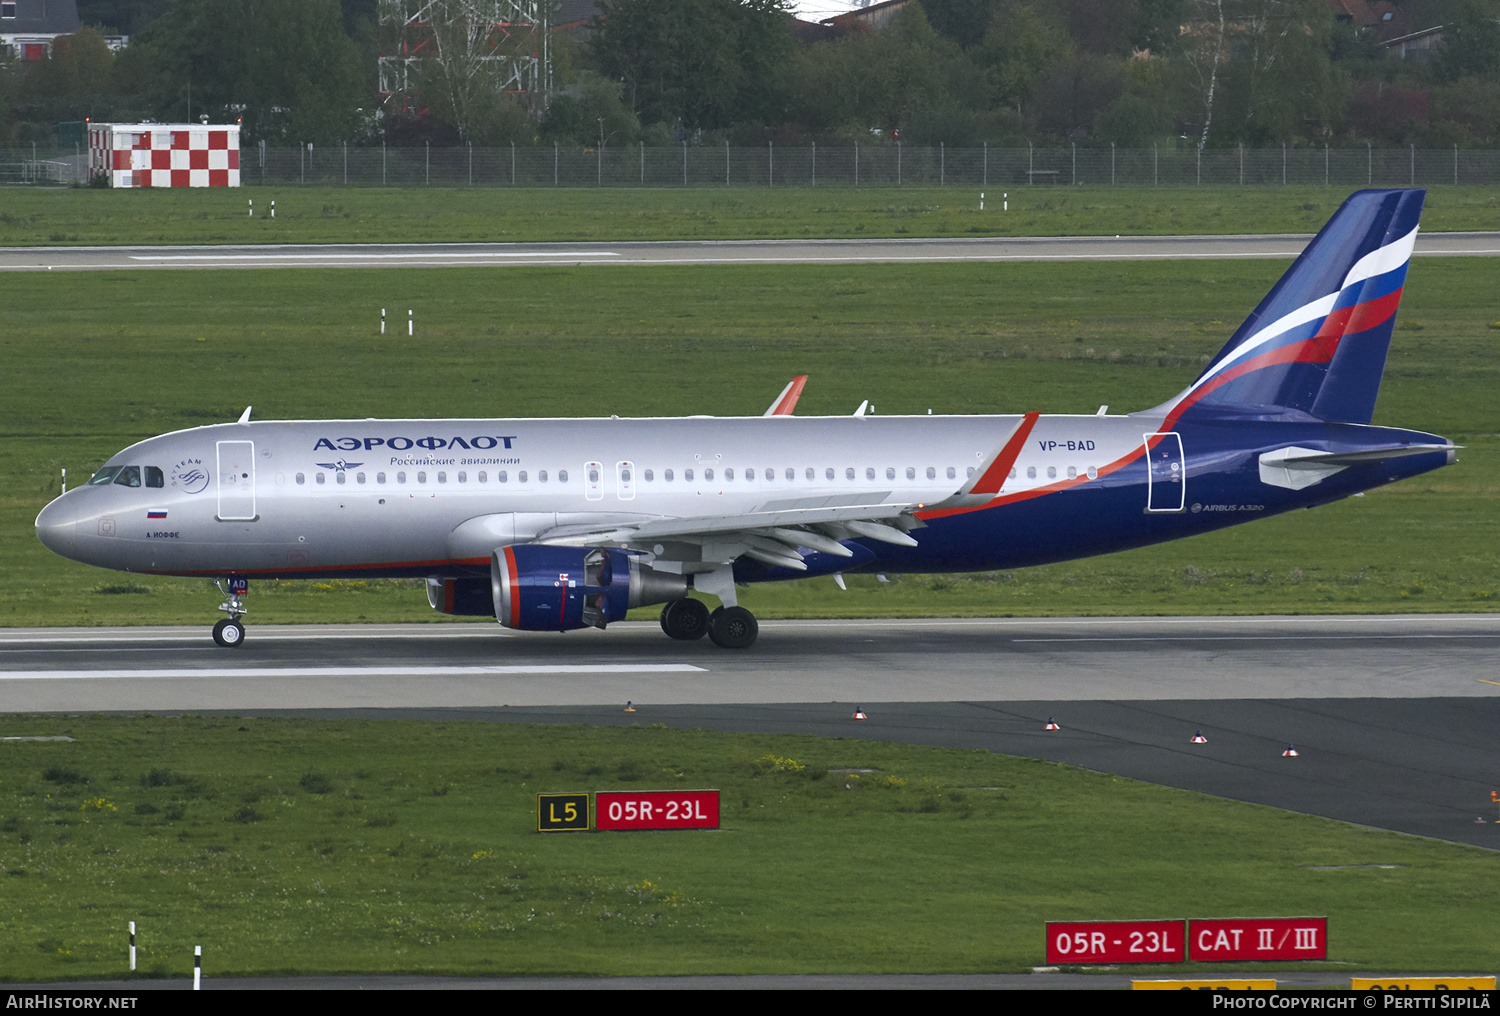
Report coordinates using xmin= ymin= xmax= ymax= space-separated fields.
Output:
xmin=212 ymin=618 xmax=246 ymax=648
xmin=660 ymin=598 xmax=710 ymax=641
xmin=707 ymin=606 xmax=758 ymax=649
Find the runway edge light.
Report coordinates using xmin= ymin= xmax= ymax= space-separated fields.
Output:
xmin=1191 ymin=730 xmax=1208 ymax=743
xmin=1283 ymin=744 xmax=1299 ymax=757
xmin=1044 ymin=717 xmax=1060 ymax=731
xmin=852 ymin=707 xmax=867 ymax=721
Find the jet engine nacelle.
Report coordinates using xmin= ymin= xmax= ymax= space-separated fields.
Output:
xmin=425 ymin=577 xmax=496 ymax=617
xmin=491 ymin=545 xmax=688 ymax=631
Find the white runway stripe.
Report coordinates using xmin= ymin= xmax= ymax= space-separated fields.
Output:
xmin=0 ymin=664 xmax=707 ymax=680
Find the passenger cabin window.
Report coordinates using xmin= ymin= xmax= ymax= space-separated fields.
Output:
xmin=664 ymin=469 xmax=674 ymax=482
xmin=497 ymin=470 xmax=507 ymax=483
xmin=316 ymin=473 xmax=326 ymax=484
xmin=296 ymin=473 xmax=305 ymax=485
xmin=559 ymin=469 xmax=569 ymax=483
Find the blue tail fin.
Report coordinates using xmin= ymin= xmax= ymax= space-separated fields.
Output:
xmin=1165 ymin=189 xmax=1424 ymax=425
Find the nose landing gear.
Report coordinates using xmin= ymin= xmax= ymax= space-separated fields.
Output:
xmin=212 ymin=576 xmax=248 ymax=647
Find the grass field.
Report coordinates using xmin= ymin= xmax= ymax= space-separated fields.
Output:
xmin=2 ymin=184 xmax=1499 ymax=246
xmin=3 ymin=256 xmax=1495 ymax=627
xmin=1 ymin=715 xmax=1495 ymax=982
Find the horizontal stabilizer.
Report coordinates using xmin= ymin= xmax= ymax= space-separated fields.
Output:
xmin=1259 ymin=442 xmax=1456 ymax=490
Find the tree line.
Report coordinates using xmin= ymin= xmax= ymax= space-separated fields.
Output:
xmin=2 ymin=0 xmax=1497 ymax=150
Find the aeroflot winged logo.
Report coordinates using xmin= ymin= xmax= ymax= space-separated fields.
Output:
xmin=316 ymin=459 xmax=363 ymax=472
xmin=313 ymin=435 xmax=518 ymax=452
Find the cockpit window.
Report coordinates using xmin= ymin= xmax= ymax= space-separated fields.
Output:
xmin=113 ymin=466 xmax=142 ymax=488
xmin=144 ymin=466 xmax=164 ymax=488
xmin=89 ymin=466 xmax=121 ymax=485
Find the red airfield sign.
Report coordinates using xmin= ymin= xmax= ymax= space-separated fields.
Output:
xmin=1188 ymin=918 xmax=1327 ymax=961
xmin=1046 ymin=921 xmax=1185 ymax=965
xmin=595 ymin=790 xmax=720 ymax=831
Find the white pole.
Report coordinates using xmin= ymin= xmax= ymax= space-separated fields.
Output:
xmin=61 ymin=468 xmax=66 ymax=494
xmin=271 ymin=199 xmax=275 ymax=219
xmin=128 ymin=921 xmax=135 ymax=971
xmin=1003 ymin=192 xmax=1008 ymax=212
xmin=248 ymin=198 xmax=252 ymax=217
xmin=408 ymin=310 xmax=413 ymax=337
xmin=979 ymin=191 xmax=983 ymax=211
xmin=381 ymin=308 xmax=386 ymax=335
xmin=193 ymin=945 xmax=201 ymax=990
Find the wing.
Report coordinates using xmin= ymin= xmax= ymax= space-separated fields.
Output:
xmin=535 ymin=491 xmax=923 ymax=573
xmin=529 ymin=416 xmax=1040 ymax=574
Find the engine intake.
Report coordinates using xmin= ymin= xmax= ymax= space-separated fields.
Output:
xmin=491 ymin=545 xmax=688 ymax=631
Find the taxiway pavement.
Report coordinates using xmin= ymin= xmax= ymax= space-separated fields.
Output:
xmin=2 ymin=615 xmax=1497 ymax=848
xmin=1 ymin=232 xmax=1498 ymax=271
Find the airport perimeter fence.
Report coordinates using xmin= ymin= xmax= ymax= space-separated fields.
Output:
xmin=6 ymin=143 xmax=1500 ymax=188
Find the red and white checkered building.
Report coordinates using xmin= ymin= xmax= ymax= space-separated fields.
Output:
xmin=88 ymin=123 xmax=241 ymax=188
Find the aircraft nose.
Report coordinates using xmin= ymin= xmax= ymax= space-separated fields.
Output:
xmin=35 ymin=496 xmax=78 ymax=560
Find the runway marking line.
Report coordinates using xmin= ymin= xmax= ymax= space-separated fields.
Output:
xmin=0 ymin=664 xmax=708 ymax=681
xmin=1012 ymin=635 xmax=1500 ymax=643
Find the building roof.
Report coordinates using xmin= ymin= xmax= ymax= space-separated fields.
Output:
xmin=0 ymin=0 xmax=81 ymax=36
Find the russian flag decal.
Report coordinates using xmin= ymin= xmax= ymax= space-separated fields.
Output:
xmin=147 ymin=510 xmax=168 ymax=519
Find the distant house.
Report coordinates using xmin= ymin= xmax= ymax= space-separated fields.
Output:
xmin=819 ymin=0 xmax=915 ymax=33
xmin=0 ymin=0 xmax=80 ymax=61
xmin=1382 ymin=24 xmax=1445 ymax=61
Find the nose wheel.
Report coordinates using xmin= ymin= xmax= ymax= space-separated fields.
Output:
xmin=212 ymin=576 xmax=249 ymax=648
xmin=213 ymin=617 xmax=246 ymax=647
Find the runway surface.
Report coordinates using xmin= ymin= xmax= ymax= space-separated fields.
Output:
xmin=2 ymin=231 xmax=1498 ymax=270
xmin=3 ymin=615 xmax=1497 ymax=848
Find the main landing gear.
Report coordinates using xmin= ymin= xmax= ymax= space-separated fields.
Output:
xmin=212 ymin=576 xmax=248 ymax=648
xmin=659 ymin=599 xmax=759 ymax=649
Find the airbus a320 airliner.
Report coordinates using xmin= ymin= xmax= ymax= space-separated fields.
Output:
xmin=36 ymin=189 xmax=1454 ymax=649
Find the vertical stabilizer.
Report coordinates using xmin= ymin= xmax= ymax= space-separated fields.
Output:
xmin=1164 ymin=189 xmax=1424 ymax=424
